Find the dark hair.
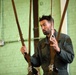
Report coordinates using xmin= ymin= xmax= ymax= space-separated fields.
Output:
xmin=39 ymin=15 xmax=54 ymax=22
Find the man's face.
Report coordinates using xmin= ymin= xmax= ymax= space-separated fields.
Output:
xmin=40 ymin=20 xmax=53 ymax=35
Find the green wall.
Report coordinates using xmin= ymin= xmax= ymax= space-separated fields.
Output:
xmin=0 ymin=0 xmax=32 ymax=75
xmin=67 ymin=0 xmax=76 ymax=75
xmin=0 ymin=0 xmax=76 ymax=75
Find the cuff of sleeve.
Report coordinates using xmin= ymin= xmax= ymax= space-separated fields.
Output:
xmin=57 ymin=49 xmax=61 ymax=55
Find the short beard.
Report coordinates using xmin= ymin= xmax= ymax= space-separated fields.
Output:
xmin=43 ymin=31 xmax=49 ymax=35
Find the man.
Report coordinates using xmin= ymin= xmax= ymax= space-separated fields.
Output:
xmin=21 ymin=15 xmax=74 ymax=75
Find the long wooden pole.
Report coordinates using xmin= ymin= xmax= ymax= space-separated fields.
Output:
xmin=28 ymin=0 xmax=32 ymax=55
xmin=56 ymin=0 xmax=69 ymax=41
xmin=33 ymin=0 xmax=39 ymax=52
xmin=11 ymin=0 xmax=25 ymax=46
xmin=11 ymin=0 xmax=32 ymax=74
xmin=49 ymin=0 xmax=69 ymax=74
xmin=33 ymin=0 xmax=40 ymax=75
xmin=51 ymin=0 xmax=52 ymax=16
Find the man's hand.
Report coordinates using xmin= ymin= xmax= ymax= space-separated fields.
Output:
xmin=20 ymin=46 xmax=27 ymax=54
xmin=20 ymin=46 xmax=31 ymax=62
xmin=49 ymin=36 xmax=60 ymax=53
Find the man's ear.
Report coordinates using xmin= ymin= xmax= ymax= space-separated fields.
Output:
xmin=51 ymin=21 xmax=54 ymax=29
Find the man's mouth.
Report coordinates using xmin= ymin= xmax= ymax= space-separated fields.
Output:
xmin=43 ymin=30 xmax=46 ymax=32
xmin=42 ymin=30 xmax=49 ymax=35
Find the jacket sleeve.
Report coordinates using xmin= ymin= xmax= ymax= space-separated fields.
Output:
xmin=31 ymin=43 xmax=41 ymax=67
xmin=57 ymin=35 xmax=74 ymax=63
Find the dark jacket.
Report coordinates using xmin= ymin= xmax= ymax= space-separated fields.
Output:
xmin=31 ymin=31 xmax=74 ymax=75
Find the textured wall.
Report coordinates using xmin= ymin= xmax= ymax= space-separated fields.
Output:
xmin=0 ymin=0 xmax=33 ymax=75
xmin=67 ymin=0 xmax=76 ymax=75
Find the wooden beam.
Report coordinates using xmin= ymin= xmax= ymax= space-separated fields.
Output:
xmin=33 ymin=0 xmax=39 ymax=51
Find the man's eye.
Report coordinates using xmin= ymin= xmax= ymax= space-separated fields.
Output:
xmin=40 ymin=23 xmax=46 ymax=27
xmin=43 ymin=23 xmax=46 ymax=26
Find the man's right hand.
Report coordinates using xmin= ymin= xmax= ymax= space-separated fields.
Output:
xmin=20 ymin=46 xmax=27 ymax=54
xmin=20 ymin=46 xmax=31 ymax=62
